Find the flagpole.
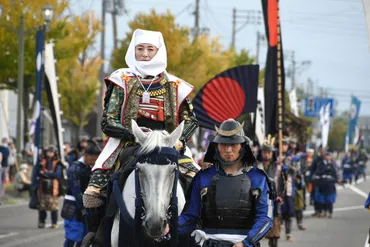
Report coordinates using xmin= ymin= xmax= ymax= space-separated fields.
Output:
xmin=345 ymin=93 xmax=353 ymax=152
xmin=277 ymin=0 xmax=284 ymax=165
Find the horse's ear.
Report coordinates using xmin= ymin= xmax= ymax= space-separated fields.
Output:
xmin=131 ymin=119 xmax=146 ymax=144
xmin=167 ymin=121 xmax=185 ymax=147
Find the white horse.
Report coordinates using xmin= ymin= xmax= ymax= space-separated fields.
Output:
xmin=111 ymin=120 xmax=186 ymax=247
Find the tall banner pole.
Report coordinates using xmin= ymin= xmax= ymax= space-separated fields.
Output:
xmin=262 ymin=0 xmax=286 ymax=165
xmin=276 ymin=0 xmax=284 ymax=165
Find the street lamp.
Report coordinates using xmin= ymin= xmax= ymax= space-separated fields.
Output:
xmin=0 ymin=4 xmax=54 ymax=164
xmin=42 ymin=4 xmax=54 ymax=24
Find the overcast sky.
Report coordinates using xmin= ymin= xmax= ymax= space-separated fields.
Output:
xmin=70 ymin=0 xmax=370 ymax=116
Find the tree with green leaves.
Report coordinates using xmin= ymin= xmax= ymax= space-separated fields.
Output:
xmin=0 ymin=0 xmax=102 ymax=142
xmin=328 ymin=113 xmax=349 ymax=151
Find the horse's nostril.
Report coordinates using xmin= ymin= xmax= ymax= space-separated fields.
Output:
xmin=162 ymin=220 xmax=166 ymax=228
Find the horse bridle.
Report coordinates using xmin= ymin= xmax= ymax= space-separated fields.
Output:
xmin=132 ymin=147 xmax=180 ymax=245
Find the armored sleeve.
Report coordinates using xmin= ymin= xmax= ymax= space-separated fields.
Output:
xmin=178 ymin=172 xmax=202 ymax=234
xmin=178 ymin=97 xmax=199 ymax=142
xmin=67 ymin=162 xmax=84 ymax=209
xmin=101 ymin=84 xmax=134 ymax=140
xmin=243 ymin=170 xmax=273 ymax=246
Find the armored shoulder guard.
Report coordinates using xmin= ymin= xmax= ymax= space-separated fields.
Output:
xmin=254 ymin=166 xmax=276 ymax=201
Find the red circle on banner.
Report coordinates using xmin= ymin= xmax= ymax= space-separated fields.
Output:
xmin=202 ymin=77 xmax=245 ymax=122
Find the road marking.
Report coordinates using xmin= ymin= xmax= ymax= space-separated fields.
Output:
xmin=348 ymin=185 xmax=369 ymax=199
xmin=304 ymin=205 xmax=364 ymax=216
xmin=0 ymin=232 xmax=18 ymax=239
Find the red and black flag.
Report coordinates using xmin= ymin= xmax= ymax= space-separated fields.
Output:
xmin=261 ymin=0 xmax=286 ymax=135
xmin=192 ymin=65 xmax=259 ymax=130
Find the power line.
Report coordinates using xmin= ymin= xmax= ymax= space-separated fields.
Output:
xmin=203 ymin=0 xmax=229 ymax=36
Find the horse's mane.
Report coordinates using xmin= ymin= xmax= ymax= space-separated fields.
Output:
xmin=137 ymin=130 xmax=168 ymax=155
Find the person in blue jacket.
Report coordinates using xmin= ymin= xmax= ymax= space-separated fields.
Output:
xmin=342 ymin=152 xmax=354 ymax=184
xmin=62 ymin=141 xmax=101 ymax=247
xmin=177 ymin=119 xmax=274 ymax=247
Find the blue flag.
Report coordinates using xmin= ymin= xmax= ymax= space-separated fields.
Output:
xmin=346 ymin=95 xmax=361 ymax=144
xmin=31 ymin=29 xmax=44 ymax=188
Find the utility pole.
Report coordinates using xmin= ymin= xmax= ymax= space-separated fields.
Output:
xmin=16 ymin=14 xmax=25 ymax=164
xmin=255 ymin=31 xmax=265 ymax=64
xmin=231 ymin=8 xmax=236 ymax=49
xmin=230 ymin=9 xmax=262 ymax=49
xmin=193 ymin=0 xmax=200 ymax=40
xmin=96 ymin=0 xmax=106 ymax=138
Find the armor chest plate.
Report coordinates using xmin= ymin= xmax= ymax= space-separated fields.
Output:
xmin=201 ymin=172 xmax=255 ymax=229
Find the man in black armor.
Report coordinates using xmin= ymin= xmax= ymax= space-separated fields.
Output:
xmin=177 ymin=119 xmax=274 ymax=247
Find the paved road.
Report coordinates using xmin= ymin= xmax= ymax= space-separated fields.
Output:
xmin=0 ymin=178 xmax=369 ymax=247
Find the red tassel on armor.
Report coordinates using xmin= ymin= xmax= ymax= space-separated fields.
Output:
xmin=158 ymin=101 xmax=164 ymax=121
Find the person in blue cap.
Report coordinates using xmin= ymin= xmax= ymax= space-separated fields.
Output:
xmin=177 ymin=119 xmax=274 ymax=247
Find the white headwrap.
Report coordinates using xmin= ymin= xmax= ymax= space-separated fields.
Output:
xmin=125 ymin=29 xmax=167 ymax=77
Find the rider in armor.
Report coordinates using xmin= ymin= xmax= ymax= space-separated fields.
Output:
xmin=82 ymin=29 xmax=198 ymax=235
xmin=178 ymin=119 xmax=273 ymax=247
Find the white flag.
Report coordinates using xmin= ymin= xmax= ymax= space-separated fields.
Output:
xmin=0 ymin=101 xmax=10 ymax=141
xmin=320 ymin=103 xmax=331 ymax=148
xmin=289 ymin=88 xmax=299 ymax=117
xmin=45 ymin=43 xmax=65 ymax=164
xmin=255 ymin=88 xmax=265 ymax=146
xmin=353 ymin=126 xmax=360 ymax=145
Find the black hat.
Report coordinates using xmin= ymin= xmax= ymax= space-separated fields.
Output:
xmin=213 ymin=119 xmax=247 ymax=144
xmin=203 ymin=119 xmax=255 ymax=165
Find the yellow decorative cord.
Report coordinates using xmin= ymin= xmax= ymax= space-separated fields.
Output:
xmin=136 ymin=88 xmax=167 ymax=97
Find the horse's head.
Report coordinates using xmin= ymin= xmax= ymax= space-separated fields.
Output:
xmin=131 ymin=120 xmax=184 ymax=238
